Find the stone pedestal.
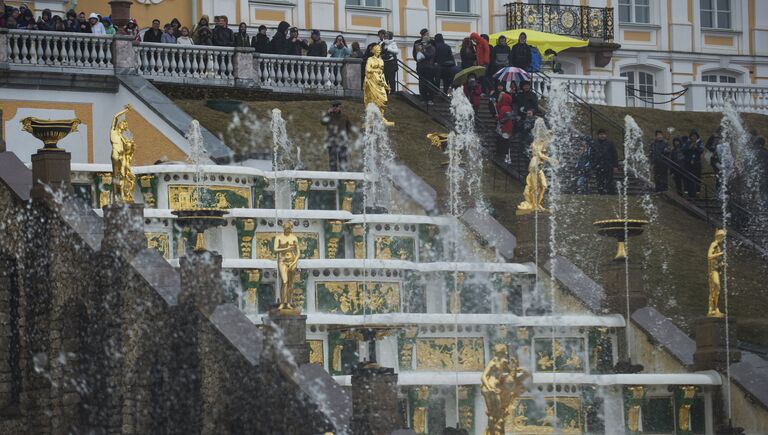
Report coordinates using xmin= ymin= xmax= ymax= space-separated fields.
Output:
xmin=101 ymin=203 xmax=146 ymax=258
xmin=512 ymin=212 xmax=550 ymax=263
xmin=351 ymin=365 xmax=400 ymax=435
xmin=30 ymin=150 xmax=71 ymax=200
xmin=179 ymin=250 xmax=226 ymax=317
xmin=601 ymin=260 xmax=647 ymax=315
xmin=693 ymin=316 xmax=741 ymax=371
xmin=267 ymin=312 xmax=308 ymax=366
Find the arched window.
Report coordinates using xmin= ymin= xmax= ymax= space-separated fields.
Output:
xmin=621 ymin=70 xmax=655 ymax=108
xmin=701 ymin=69 xmax=741 ymax=83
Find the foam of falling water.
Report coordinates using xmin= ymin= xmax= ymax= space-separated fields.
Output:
xmin=226 ymin=106 xmax=270 ymax=157
xmin=186 ymin=120 xmax=207 ymax=185
xmin=543 ymin=82 xmax=576 ymax=431
xmin=449 ymin=90 xmax=488 ymax=213
xmin=623 ymin=116 xmax=657 ymax=222
xmin=362 ymin=103 xmax=396 ymax=212
xmin=271 ymin=109 xmax=296 ymax=172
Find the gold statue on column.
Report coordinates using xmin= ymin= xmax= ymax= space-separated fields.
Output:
xmin=274 ymin=221 xmax=301 ymax=314
xmin=481 ymin=344 xmax=530 ymax=435
xmin=517 ymin=118 xmax=551 ymax=214
xmin=707 ymin=228 xmax=726 ymax=318
xmin=364 ymin=44 xmax=394 ymax=127
xmin=109 ymin=104 xmax=136 ymax=203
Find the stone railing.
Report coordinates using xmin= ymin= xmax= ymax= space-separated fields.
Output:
xmin=0 ymin=29 xmax=362 ymax=97
xmin=136 ymin=42 xmax=236 ymax=85
xmin=254 ymin=53 xmax=346 ymax=93
xmin=684 ymin=81 xmax=768 ymax=114
xmin=4 ymin=28 xmax=113 ymax=72
xmin=531 ymin=73 xmax=627 ymax=106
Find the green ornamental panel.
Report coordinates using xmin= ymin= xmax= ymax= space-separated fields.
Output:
xmin=308 ymin=190 xmax=337 ymax=211
xmin=338 ymin=180 xmax=361 ymax=213
xmin=240 ymin=269 xmax=262 ymax=310
xmin=534 ymin=337 xmax=586 ymax=373
xmin=255 ymin=232 xmax=320 ymax=260
xmin=138 ymin=175 xmax=158 ymax=208
xmin=673 ymin=386 xmax=703 ymax=435
xmin=643 ymin=397 xmax=675 ymax=434
xmin=457 ymin=386 xmax=475 ymax=433
xmin=327 ymin=330 xmax=359 ymax=375
xmin=402 ymin=271 xmax=426 ymax=313
xmin=94 ymin=172 xmax=113 ymax=208
xmin=315 ymin=281 xmax=400 ymax=314
xmin=588 ymin=327 xmax=614 ymax=374
xmin=73 ymin=183 xmax=92 ymax=205
xmin=374 ymin=235 xmax=415 ymax=261
xmin=172 ymin=225 xmax=193 ymax=257
xmin=235 ymin=218 xmax=257 ymax=259
xmin=252 ymin=177 xmax=268 ymax=208
xmin=418 ymin=224 xmax=443 ymax=262
xmin=397 ymin=327 xmax=418 ymax=371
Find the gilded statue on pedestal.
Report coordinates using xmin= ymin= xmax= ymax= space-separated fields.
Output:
xmin=707 ymin=228 xmax=726 ymax=317
xmin=517 ymin=119 xmax=551 ymax=214
xmin=481 ymin=344 xmax=530 ymax=435
xmin=274 ymin=221 xmax=301 ymax=314
xmin=364 ymin=44 xmax=394 ymax=127
xmin=110 ymin=104 xmax=136 ymax=203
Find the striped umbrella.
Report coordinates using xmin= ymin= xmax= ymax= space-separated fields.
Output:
xmin=493 ymin=67 xmax=531 ymax=83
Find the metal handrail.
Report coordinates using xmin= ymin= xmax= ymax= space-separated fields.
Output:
xmin=396 ymin=58 xmax=450 ymax=101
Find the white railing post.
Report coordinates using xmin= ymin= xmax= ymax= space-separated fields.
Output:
xmin=605 ymin=76 xmax=627 ymax=107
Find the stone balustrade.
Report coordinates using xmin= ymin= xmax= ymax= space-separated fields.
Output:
xmin=4 ymin=28 xmax=113 ymax=72
xmin=0 ymin=28 xmax=362 ymax=97
xmin=531 ymin=73 xmax=628 ymax=106
xmin=136 ymin=42 xmax=236 ymax=85
xmin=684 ymin=81 xmax=768 ymax=114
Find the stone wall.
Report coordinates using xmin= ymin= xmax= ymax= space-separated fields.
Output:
xmin=0 ymin=167 xmax=339 ymax=434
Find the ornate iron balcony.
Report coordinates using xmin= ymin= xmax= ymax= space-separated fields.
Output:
xmin=505 ymin=2 xmax=614 ymax=41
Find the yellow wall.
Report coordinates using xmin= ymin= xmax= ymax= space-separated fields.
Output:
xmin=74 ymin=0 xmax=193 ymax=29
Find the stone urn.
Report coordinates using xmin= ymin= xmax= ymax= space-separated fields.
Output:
xmin=109 ymin=1 xmax=133 ymax=29
xmin=20 ymin=117 xmax=80 ymax=151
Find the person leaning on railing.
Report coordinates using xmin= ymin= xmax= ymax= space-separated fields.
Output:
xmin=212 ymin=15 xmax=234 ymax=46
xmin=177 ymin=27 xmax=194 ymax=45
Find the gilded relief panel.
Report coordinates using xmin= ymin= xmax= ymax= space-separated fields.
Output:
xmin=414 ymin=338 xmax=484 ymax=371
xmin=507 ymin=397 xmax=582 ymax=434
xmin=145 ymin=232 xmax=170 ymax=258
xmin=315 ymin=281 xmax=400 ymax=314
xmin=168 ymin=184 xmax=251 ymax=209
xmin=534 ymin=337 xmax=585 ymax=373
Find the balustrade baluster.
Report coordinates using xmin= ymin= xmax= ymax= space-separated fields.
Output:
xmin=275 ymin=58 xmax=284 ymax=86
xmin=42 ymin=36 xmax=51 ymax=65
xmin=51 ymin=37 xmax=61 ymax=65
xmin=10 ymin=34 xmax=19 ymax=63
xmin=74 ymin=37 xmax=83 ymax=66
xmin=29 ymin=35 xmax=38 ymax=65
xmin=20 ymin=34 xmax=29 ymax=64
xmin=148 ymin=48 xmax=156 ymax=74
xmin=182 ymin=50 xmax=191 ymax=77
xmin=168 ymin=48 xmax=177 ymax=76
xmin=88 ymin=39 xmax=98 ymax=68
xmin=205 ymin=51 xmax=214 ymax=78
xmin=225 ymin=53 xmax=233 ymax=78
xmin=334 ymin=63 xmax=342 ymax=88
xmin=94 ymin=40 xmax=104 ymax=67
xmin=190 ymin=51 xmax=200 ymax=77
xmin=104 ymin=40 xmax=112 ymax=67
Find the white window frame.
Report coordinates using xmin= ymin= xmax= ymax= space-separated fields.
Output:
xmin=701 ymin=69 xmax=742 ymax=83
xmin=621 ymin=69 xmax=656 ymax=108
xmin=346 ymin=0 xmax=384 ymax=8
xmin=618 ymin=0 xmax=651 ymax=24
xmin=436 ymin=0 xmax=472 ymax=14
xmin=700 ymin=0 xmax=732 ymax=30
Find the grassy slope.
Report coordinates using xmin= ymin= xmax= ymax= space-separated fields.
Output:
xmin=174 ymin=96 xmax=768 ymax=346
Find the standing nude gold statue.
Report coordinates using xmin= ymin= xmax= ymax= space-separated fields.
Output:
xmin=364 ymin=45 xmax=394 ymax=127
xmin=481 ymin=344 xmax=530 ymax=435
xmin=110 ymin=104 xmax=136 ymax=203
xmin=274 ymin=221 xmax=301 ymax=314
xmin=517 ymin=118 xmax=551 ymax=214
xmin=707 ymin=228 xmax=726 ymax=317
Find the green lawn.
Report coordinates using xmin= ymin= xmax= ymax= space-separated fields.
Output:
xmin=173 ymin=94 xmax=768 ymax=347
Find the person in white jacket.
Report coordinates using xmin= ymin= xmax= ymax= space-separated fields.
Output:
xmin=88 ymin=13 xmax=106 ymax=35
xmin=378 ymin=30 xmax=399 ymax=93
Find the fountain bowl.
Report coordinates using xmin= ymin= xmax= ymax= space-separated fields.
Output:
xmin=593 ymin=218 xmax=649 ymax=261
xmin=593 ymin=218 xmax=648 ymax=241
xmin=21 ymin=117 xmax=81 ymax=151
xmin=171 ymin=208 xmax=229 ymax=232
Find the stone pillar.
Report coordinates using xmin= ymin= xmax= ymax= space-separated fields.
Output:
xmin=602 ymin=261 xmax=647 ymax=315
xmin=112 ymin=35 xmax=138 ymax=75
xmin=0 ymin=29 xmax=9 ymax=70
xmin=511 ymin=212 xmax=550 ymax=263
xmin=179 ymin=250 xmax=226 ymax=317
xmin=350 ymin=366 xmax=400 ymax=435
xmin=30 ymin=150 xmax=71 ymax=201
xmin=693 ymin=317 xmax=741 ymax=371
xmin=267 ymin=312 xmax=308 ymax=366
xmin=101 ymin=203 xmax=146 ymax=258
xmin=341 ymin=57 xmax=362 ymax=97
xmin=233 ymin=47 xmax=257 ymax=87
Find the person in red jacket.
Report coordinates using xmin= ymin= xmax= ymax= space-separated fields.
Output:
xmin=463 ymin=74 xmax=482 ymax=112
xmin=470 ymin=32 xmax=490 ymax=66
xmin=471 ymin=32 xmax=491 ymax=94
xmin=495 ymin=83 xmax=515 ymax=139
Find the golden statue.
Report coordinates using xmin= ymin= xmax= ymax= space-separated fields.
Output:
xmin=678 ymin=386 xmax=697 ymax=431
xmin=363 ymin=45 xmax=394 ymax=127
xmin=274 ymin=221 xmax=301 ymax=314
xmin=481 ymin=344 xmax=530 ymax=435
xmin=626 ymin=386 xmax=644 ymax=432
xmin=426 ymin=132 xmax=449 ymax=150
xmin=517 ymin=119 xmax=551 ymax=214
xmin=109 ymin=104 xmax=136 ymax=203
xmin=707 ymin=229 xmax=726 ymax=317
